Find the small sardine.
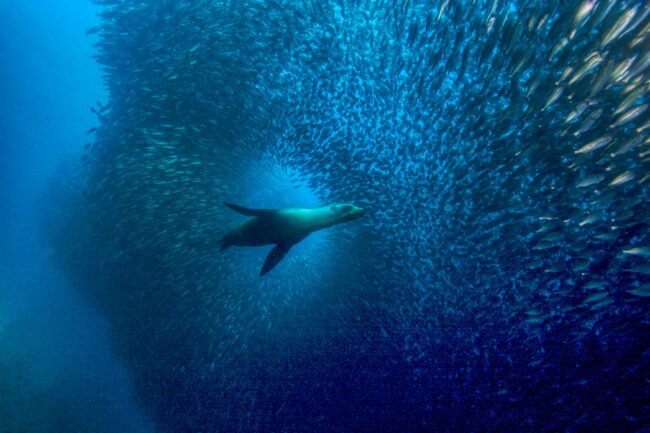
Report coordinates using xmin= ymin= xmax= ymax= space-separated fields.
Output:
xmin=622 ymin=246 xmax=650 ymax=256
xmin=575 ymin=135 xmax=612 ymax=154
xmin=609 ymin=171 xmax=635 ymax=186
xmin=601 ymin=7 xmax=638 ymax=47
xmin=611 ymin=104 xmax=647 ymax=128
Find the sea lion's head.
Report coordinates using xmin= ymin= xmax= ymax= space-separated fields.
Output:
xmin=329 ymin=203 xmax=364 ymax=223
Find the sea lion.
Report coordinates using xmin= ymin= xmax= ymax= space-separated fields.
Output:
xmin=220 ymin=202 xmax=364 ymax=275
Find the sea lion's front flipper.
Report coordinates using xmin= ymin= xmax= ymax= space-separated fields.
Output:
xmin=224 ymin=202 xmax=275 ymax=217
xmin=260 ymin=244 xmax=292 ymax=276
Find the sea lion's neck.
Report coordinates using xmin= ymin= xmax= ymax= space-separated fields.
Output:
xmin=309 ymin=206 xmax=339 ymax=231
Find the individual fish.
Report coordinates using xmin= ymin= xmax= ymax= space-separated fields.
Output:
xmin=574 ymin=135 xmax=612 ymax=154
xmin=611 ymin=136 xmax=643 ymax=156
xmin=526 ymin=71 xmax=544 ymax=98
xmin=544 ymin=263 xmax=564 ymax=273
xmin=535 ymin=13 xmax=549 ymax=32
xmin=559 ymin=66 xmax=574 ymax=83
xmin=549 ymin=37 xmax=568 ymax=61
xmin=579 ymin=210 xmax=604 ymax=226
xmin=627 ymin=287 xmax=650 ymax=297
xmin=637 ymin=119 xmax=650 ymax=133
xmin=565 ymin=102 xmax=588 ymax=123
xmin=584 ymin=291 xmax=609 ymax=303
xmin=573 ymin=109 xmax=603 ymax=137
xmin=610 ymin=56 xmax=636 ymax=83
xmin=572 ymin=0 xmax=596 ymax=30
xmin=569 ymin=52 xmax=603 ymax=85
xmin=629 ymin=20 xmax=650 ymax=48
xmin=533 ymin=241 xmax=557 ymax=251
xmin=595 ymin=231 xmax=618 ymax=241
xmin=437 ymin=0 xmax=449 ymax=21
xmin=525 ymin=309 xmax=543 ymax=316
xmin=601 ymin=6 xmax=638 ymax=48
xmin=609 ymin=171 xmax=635 ymax=186
xmin=611 ymin=104 xmax=647 ymax=128
xmin=576 ymin=174 xmax=604 ymax=187
xmin=525 ymin=316 xmax=544 ymax=324
xmin=573 ymin=259 xmax=590 ymax=272
xmin=589 ymin=60 xmax=614 ymax=97
xmin=541 ymin=232 xmax=564 ymax=242
xmin=622 ymin=247 xmax=650 ymax=256
xmin=590 ymin=298 xmax=613 ymax=309
xmin=584 ymin=280 xmax=606 ymax=290
xmin=535 ymin=222 xmax=558 ymax=233
xmin=542 ymin=87 xmax=563 ymax=111
xmin=590 ymin=1 xmax=618 ymax=31
xmin=613 ymin=84 xmax=645 ymax=116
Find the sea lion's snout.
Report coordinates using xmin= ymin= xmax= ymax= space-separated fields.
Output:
xmin=352 ymin=206 xmax=364 ymax=219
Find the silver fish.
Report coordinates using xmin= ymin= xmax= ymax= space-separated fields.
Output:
xmin=609 ymin=171 xmax=635 ymax=186
xmin=574 ymin=135 xmax=612 ymax=154
xmin=611 ymin=104 xmax=647 ymax=128
xmin=601 ymin=6 xmax=638 ymax=47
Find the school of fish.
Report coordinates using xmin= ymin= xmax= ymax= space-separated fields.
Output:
xmin=47 ymin=0 xmax=650 ymax=431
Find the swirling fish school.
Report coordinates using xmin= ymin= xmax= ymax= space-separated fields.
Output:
xmin=49 ymin=0 xmax=650 ymax=432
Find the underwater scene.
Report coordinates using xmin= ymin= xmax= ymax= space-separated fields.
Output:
xmin=2 ymin=0 xmax=650 ymax=432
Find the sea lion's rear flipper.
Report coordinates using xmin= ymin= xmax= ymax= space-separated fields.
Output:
xmin=219 ymin=235 xmax=231 ymax=251
xmin=224 ymin=202 xmax=275 ymax=217
xmin=260 ymin=244 xmax=292 ymax=276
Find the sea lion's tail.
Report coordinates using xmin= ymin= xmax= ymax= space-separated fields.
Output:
xmin=219 ymin=235 xmax=232 ymax=251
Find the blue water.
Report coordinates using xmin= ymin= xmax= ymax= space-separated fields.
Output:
xmin=2 ymin=0 xmax=650 ymax=432
xmin=0 ymin=1 xmax=154 ymax=431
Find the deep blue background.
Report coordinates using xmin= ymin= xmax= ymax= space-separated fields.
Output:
xmin=0 ymin=1 xmax=154 ymax=431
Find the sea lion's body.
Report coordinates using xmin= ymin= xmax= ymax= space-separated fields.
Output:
xmin=221 ymin=202 xmax=364 ymax=275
